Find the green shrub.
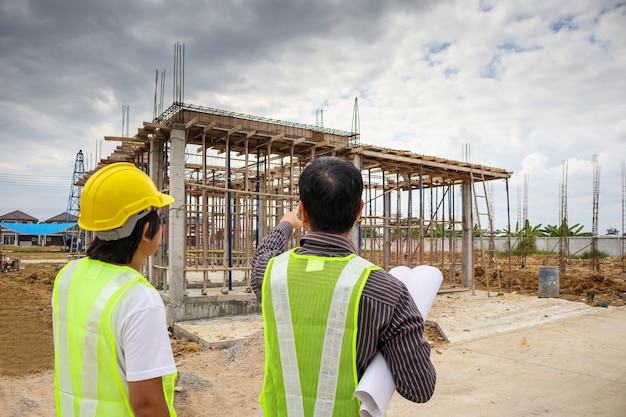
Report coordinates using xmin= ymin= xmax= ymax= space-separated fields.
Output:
xmin=576 ymin=250 xmax=609 ymax=259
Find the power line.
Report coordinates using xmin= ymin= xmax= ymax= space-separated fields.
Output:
xmin=0 ymin=173 xmax=69 ymax=186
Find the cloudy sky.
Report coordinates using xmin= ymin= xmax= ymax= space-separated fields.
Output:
xmin=0 ymin=0 xmax=624 ymax=235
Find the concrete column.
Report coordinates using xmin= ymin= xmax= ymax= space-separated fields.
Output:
xmin=461 ymin=180 xmax=474 ymax=288
xmin=383 ymin=180 xmax=391 ymax=269
xmin=256 ymin=167 xmax=266 ymax=245
xmin=168 ymin=124 xmax=187 ymax=324
xmin=223 ymin=135 xmax=232 ymax=292
xmin=350 ymin=154 xmax=362 ymax=252
xmin=149 ymin=138 xmax=165 ymax=288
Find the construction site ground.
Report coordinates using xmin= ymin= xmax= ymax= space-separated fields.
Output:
xmin=1 ymin=247 xmax=625 ymax=416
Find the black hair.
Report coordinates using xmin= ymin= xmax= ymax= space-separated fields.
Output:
xmin=86 ymin=210 xmax=160 ymax=264
xmin=299 ymin=156 xmax=363 ymax=233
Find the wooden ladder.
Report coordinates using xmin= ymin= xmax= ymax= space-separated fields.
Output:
xmin=471 ymin=170 xmax=502 ymax=296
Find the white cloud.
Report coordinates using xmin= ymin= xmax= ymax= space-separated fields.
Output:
xmin=0 ymin=0 xmax=624 ymax=233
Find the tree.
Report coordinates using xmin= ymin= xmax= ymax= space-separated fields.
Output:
xmin=542 ymin=221 xmax=586 ymax=237
xmin=606 ymin=228 xmax=619 ymax=236
xmin=514 ymin=219 xmax=542 ymax=255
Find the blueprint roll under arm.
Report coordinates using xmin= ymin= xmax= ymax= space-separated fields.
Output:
xmin=354 ymin=265 xmax=443 ymax=417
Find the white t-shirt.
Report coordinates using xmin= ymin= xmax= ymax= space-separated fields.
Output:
xmin=111 ymin=282 xmax=177 ymax=382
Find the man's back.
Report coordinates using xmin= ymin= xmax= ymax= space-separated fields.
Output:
xmin=252 ymin=156 xmax=435 ymax=416
xmin=252 ymin=227 xmax=436 ymax=405
xmin=260 ymin=250 xmax=376 ymax=415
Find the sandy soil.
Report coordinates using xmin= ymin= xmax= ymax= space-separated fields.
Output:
xmin=0 ymin=248 xmax=624 ymax=416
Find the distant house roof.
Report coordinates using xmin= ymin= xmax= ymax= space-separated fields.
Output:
xmin=0 ymin=210 xmax=38 ymax=223
xmin=45 ymin=212 xmax=78 ymax=223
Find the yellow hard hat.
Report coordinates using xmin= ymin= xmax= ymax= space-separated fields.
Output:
xmin=78 ymin=162 xmax=175 ymax=234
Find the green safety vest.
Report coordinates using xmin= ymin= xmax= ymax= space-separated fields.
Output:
xmin=260 ymin=249 xmax=379 ymax=416
xmin=53 ymin=258 xmax=177 ymax=416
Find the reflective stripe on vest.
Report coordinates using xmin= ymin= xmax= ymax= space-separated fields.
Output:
xmin=270 ymin=252 xmax=305 ymax=416
xmin=315 ymin=254 xmax=373 ymax=417
xmin=54 ymin=259 xmax=81 ymax=415
xmin=265 ymin=250 xmax=376 ymax=417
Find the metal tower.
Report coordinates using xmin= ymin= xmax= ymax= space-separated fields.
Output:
xmin=65 ymin=149 xmax=85 ymax=254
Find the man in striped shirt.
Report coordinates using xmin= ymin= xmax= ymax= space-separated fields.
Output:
xmin=251 ymin=156 xmax=436 ymax=416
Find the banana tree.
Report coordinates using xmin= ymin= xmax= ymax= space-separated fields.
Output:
xmin=542 ymin=221 xmax=586 ymax=237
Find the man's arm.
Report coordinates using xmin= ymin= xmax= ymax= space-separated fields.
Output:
xmin=128 ymin=377 xmax=170 ymax=417
xmin=380 ymin=284 xmax=437 ymax=403
xmin=250 ymin=208 xmax=302 ymax=300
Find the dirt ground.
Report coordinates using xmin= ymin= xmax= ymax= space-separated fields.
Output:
xmin=0 ymin=248 xmax=624 ymax=416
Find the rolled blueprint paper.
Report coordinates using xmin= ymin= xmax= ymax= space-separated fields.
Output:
xmin=354 ymin=265 xmax=443 ymax=417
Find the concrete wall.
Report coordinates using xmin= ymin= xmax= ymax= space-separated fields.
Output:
xmin=166 ymin=236 xmax=624 ymax=323
xmin=361 ymin=236 xmax=625 ymax=257
xmin=533 ymin=237 xmax=624 ymax=257
xmin=494 ymin=236 xmax=624 ymax=257
xmin=163 ymin=292 xmax=260 ymax=322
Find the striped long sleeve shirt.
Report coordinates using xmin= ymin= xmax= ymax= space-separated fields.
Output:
xmin=251 ymin=221 xmax=436 ymax=403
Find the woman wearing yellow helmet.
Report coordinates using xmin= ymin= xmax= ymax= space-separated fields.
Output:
xmin=52 ymin=162 xmax=177 ymax=416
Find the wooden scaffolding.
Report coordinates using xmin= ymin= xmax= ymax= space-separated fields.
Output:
xmin=81 ymin=102 xmax=512 ymax=300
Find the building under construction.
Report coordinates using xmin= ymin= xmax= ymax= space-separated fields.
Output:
xmin=81 ymin=102 xmax=513 ymax=324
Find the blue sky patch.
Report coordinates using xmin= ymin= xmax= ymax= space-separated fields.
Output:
xmin=550 ymin=16 xmax=578 ymax=33
xmin=480 ymin=0 xmax=493 ymax=12
xmin=481 ymin=55 xmax=501 ymax=79
xmin=498 ymin=42 xmax=542 ymax=53
xmin=430 ymin=42 xmax=450 ymax=54
xmin=444 ymin=67 xmax=459 ymax=78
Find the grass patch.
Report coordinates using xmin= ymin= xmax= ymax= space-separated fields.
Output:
xmin=576 ymin=250 xmax=609 ymax=259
